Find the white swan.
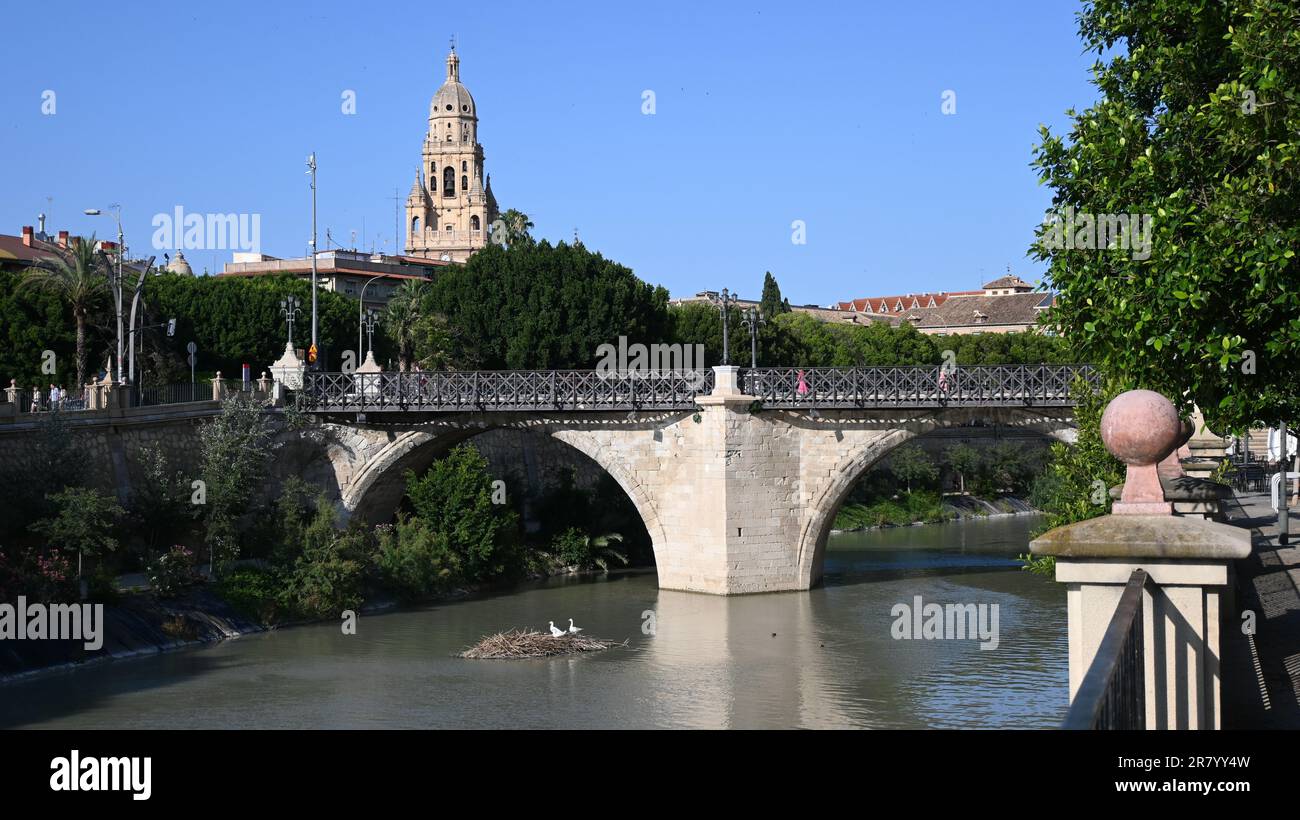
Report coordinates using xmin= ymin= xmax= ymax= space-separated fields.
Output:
xmin=549 ymin=621 xmax=566 ymax=638
xmin=568 ymin=618 xmax=583 ymax=635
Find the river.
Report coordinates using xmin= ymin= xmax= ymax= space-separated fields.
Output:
xmin=0 ymin=515 xmax=1067 ymax=729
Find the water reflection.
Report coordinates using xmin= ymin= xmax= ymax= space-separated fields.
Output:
xmin=0 ymin=515 xmax=1066 ymax=729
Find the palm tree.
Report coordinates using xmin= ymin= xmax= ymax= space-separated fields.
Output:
xmin=493 ymin=208 xmax=534 ymax=247
xmin=20 ymin=235 xmax=110 ymax=388
xmin=383 ymin=280 xmax=428 ymax=371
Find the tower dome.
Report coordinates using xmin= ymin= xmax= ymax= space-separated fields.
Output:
xmin=430 ymin=49 xmax=475 ymax=119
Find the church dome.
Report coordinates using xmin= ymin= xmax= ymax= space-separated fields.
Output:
xmin=430 ymin=50 xmax=475 ymax=119
xmin=169 ymin=249 xmax=193 ymax=276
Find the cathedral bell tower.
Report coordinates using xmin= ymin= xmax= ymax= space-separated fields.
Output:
xmin=405 ymin=47 xmax=498 ymax=262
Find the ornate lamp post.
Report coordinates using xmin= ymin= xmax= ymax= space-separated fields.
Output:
xmin=280 ymin=295 xmax=301 ymax=346
xmin=361 ymin=308 xmax=379 ymax=360
xmin=707 ymin=288 xmax=740 ymax=365
xmin=741 ymin=306 xmax=766 ymax=368
xmin=358 ymin=273 xmax=387 ymax=359
xmin=83 ymin=206 xmax=125 ymax=382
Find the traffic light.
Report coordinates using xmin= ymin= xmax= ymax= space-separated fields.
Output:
xmin=308 ymin=343 xmax=318 ymax=364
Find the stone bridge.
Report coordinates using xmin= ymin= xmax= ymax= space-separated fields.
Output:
xmin=0 ymin=364 xmax=1090 ymax=595
xmin=307 ymin=365 xmax=1088 ymax=594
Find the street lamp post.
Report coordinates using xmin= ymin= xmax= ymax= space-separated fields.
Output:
xmin=361 ymin=309 xmax=379 ymax=360
xmin=358 ymin=274 xmax=388 ymax=360
xmin=281 ymin=295 xmax=301 ymax=346
xmin=307 ymin=153 xmax=319 ymax=364
xmin=125 ymin=256 xmax=157 ymax=389
xmin=741 ymin=306 xmax=766 ymax=368
xmin=707 ymin=288 xmax=739 ymax=365
xmin=83 ymin=206 xmax=125 ymax=383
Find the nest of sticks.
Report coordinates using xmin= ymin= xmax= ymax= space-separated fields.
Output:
xmin=459 ymin=628 xmax=626 ymax=659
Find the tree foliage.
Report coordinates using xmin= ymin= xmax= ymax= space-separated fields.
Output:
xmin=143 ymin=272 xmax=363 ymax=379
xmin=404 ymin=444 xmax=521 ymax=580
xmin=425 ymin=240 xmax=672 ymax=369
xmin=1031 ymin=0 xmax=1300 ymax=429
xmin=759 ymin=271 xmax=792 ymax=320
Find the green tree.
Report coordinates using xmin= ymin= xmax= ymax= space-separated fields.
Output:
xmin=383 ymin=279 xmax=427 ymax=371
xmin=490 ymin=208 xmax=535 ymax=248
xmin=198 ymin=394 xmax=275 ymax=575
xmin=1030 ymin=0 xmax=1300 ymax=431
xmin=426 ymin=240 xmax=672 ymax=369
xmin=404 ymin=444 xmax=520 ymax=580
xmin=144 ymin=272 xmax=359 ymax=379
xmin=32 ymin=487 xmax=124 ymax=588
xmin=19 ymin=237 xmax=111 ymax=387
xmin=759 ymin=272 xmax=791 ymax=320
xmin=890 ymin=445 xmax=938 ymax=494
xmin=946 ymin=443 xmax=980 ymax=495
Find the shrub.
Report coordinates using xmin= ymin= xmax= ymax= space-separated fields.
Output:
xmin=146 ymin=546 xmax=200 ymax=598
xmin=161 ymin=615 xmax=198 ymax=641
xmin=282 ymin=506 xmax=370 ymax=619
xmin=374 ymin=516 xmax=459 ymax=599
xmin=405 ymin=444 xmax=521 ymax=581
xmin=215 ymin=567 xmax=286 ymax=625
xmin=548 ymin=527 xmax=627 ymax=572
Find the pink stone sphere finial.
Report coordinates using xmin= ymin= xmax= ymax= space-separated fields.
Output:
xmin=1101 ymin=389 xmax=1182 ymax=466
xmin=1101 ymin=389 xmax=1180 ymax=515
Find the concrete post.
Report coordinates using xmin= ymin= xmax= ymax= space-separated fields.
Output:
xmin=211 ymin=372 xmax=225 ymax=401
xmin=1031 ymin=389 xmax=1250 ymax=729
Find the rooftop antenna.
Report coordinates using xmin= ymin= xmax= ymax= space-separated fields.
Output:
xmin=325 ymin=228 xmax=334 ymax=249
xmin=350 ymin=229 xmax=357 ymax=250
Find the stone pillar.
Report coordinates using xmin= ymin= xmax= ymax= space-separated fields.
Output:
xmin=256 ymin=371 xmax=272 ymax=395
xmin=269 ymin=342 xmax=305 ymax=391
xmin=1031 ymin=389 xmax=1250 ymax=729
xmin=211 ymin=372 xmax=225 ymax=401
xmin=4 ymin=379 xmax=16 ymax=406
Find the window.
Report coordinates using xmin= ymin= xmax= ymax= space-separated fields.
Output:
xmin=462 ymin=175 xmax=467 ymax=190
xmin=411 ymin=216 xmax=421 ymax=234
xmin=471 ymin=215 xmax=480 ymax=231
xmin=461 ymin=161 xmax=467 ymax=171
xmin=443 ymin=166 xmax=455 ymax=197
xmin=445 ymin=224 xmax=452 ymax=232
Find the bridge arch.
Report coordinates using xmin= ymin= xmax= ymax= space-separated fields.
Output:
xmin=794 ymin=407 xmax=1079 ymax=589
xmin=331 ymin=418 xmax=672 ymax=571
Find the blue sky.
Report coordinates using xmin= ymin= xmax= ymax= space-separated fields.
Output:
xmin=1 ymin=0 xmax=1098 ymax=305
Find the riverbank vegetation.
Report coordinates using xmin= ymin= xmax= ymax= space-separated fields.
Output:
xmin=832 ymin=439 xmax=1050 ymax=531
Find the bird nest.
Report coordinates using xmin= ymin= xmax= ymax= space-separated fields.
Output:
xmin=458 ymin=628 xmax=626 ymax=659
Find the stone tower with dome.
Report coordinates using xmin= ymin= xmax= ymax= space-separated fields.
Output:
xmin=404 ymin=48 xmax=498 ymax=262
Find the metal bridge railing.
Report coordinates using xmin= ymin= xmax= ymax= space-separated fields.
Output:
xmin=741 ymin=364 xmax=1096 ymax=409
xmin=299 ymin=369 xmax=716 ymax=413
xmin=296 ymin=364 xmax=1095 ymax=414
xmin=1062 ymin=568 xmax=1149 ymax=730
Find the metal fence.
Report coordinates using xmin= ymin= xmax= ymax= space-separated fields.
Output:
xmin=300 ymin=369 xmax=716 ymax=413
xmin=138 ymin=382 xmax=210 ymax=407
xmin=6 ymin=389 xmax=89 ymax=413
xmin=741 ymin=364 xmax=1097 ymax=409
xmin=1062 ymin=568 xmax=1149 ymax=730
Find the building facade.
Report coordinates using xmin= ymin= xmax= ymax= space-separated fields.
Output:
xmin=404 ymin=49 xmax=499 ymax=263
xmin=835 ymin=274 xmax=1053 ymax=335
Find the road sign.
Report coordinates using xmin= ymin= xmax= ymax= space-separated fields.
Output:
xmin=308 ymin=343 xmax=318 ymax=364
xmin=187 ymin=342 xmax=197 ymax=384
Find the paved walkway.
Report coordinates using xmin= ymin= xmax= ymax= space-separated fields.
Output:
xmin=1221 ymin=489 xmax=1300 ymax=729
